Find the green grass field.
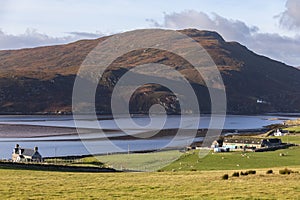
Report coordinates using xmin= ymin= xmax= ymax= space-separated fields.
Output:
xmin=73 ymin=135 xmax=300 ymax=172
xmin=70 ymin=145 xmax=300 ymax=172
xmin=285 ymin=126 xmax=300 ymax=133
xmin=44 ymin=135 xmax=300 ymax=172
xmin=93 ymin=150 xmax=182 ymax=171
xmin=279 ymin=134 xmax=300 ymax=144
xmin=162 ymin=146 xmax=300 ymax=171
xmin=161 ymin=135 xmax=300 ymax=171
xmin=44 ymin=151 xmax=182 ymax=171
xmin=0 ymin=167 xmax=299 ymax=199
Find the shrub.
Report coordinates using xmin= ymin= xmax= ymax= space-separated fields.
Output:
xmin=232 ymin=172 xmax=239 ymax=177
xmin=247 ymin=170 xmax=256 ymax=175
xmin=279 ymin=168 xmax=292 ymax=175
xmin=266 ymin=169 xmax=273 ymax=174
xmin=222 ymin=174 xmax=229 ymax=180
xmin=240 ymin=171 xmax=248 ymax=176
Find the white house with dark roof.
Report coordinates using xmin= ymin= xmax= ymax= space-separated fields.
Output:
xmin=12 ymin=144 xmax=43 ymax=162
xmin=222 ymin=136 xmax=282 ymax=151
xmin=274 ymin=129 xmax=285 ymax=136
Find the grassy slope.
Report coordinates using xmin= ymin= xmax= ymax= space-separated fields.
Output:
xmin=279 ymin=134 xmax=300 ymax=144
xmin=162 ymin=135 xmax=300 ymax=171
xmin=44 ymin=135 xmax=300 ymax=172
xmin=162 ymin=147 xmax=300 ymax=171
xmin=77 ymin=146 xmax=300 ymax=172
xmin=0 ymin=168 xmax=299 ymax=199
xmin=93 ymin=150 xmax=182 ymax=171
xmin=44 ymin=151 xmax=182 ymax=172
xmin=285 ymin=126 xmax=300 ymax=133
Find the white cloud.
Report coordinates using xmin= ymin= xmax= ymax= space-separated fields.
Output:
xmin=66 ymin=31 xmax=103 ymax=38
xmin=248 ymin=33 xmax=300 ymax=66
xmin=1 ymin=7 xmax=299 ymax=66
xmin=0 ymin=28 xmax=103 ymax=50
xmin=149 ymin=10 xmax=300 ymax=66
xmin=278 ymin=0 xmax=300 ymax=30
xmin=148 ymin=10 xmax=258 ymax=43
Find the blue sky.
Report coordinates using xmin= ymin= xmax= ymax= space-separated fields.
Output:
xmin=1 ymin=0 xmax=300 ymax=66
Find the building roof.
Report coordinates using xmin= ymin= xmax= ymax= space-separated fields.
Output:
xmin=223 ymin=136 xmax=282 ymax=145
xmin=20 ymin=148 xmax=35 ymax=157
xmin=267 ymin=138 xmax=282 ymax=144
xmin=224 ymin=137 xmax=263 ymax=144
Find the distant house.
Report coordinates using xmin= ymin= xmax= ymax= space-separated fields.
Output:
xmin=12 ymin=144 xmax=43 ymax=162
xmin=188 ymin=139 xmax=223 ymax=151
xmin=222 ymin=137 xmax=282 ymax=151
xmin=274 ymin=129 xmax=285 ymax=136
xmin=188 ymin=141 xmax=203 ymax=150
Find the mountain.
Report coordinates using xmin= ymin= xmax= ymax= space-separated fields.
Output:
xmin=0 ymin=29 xmax=299 ymax=114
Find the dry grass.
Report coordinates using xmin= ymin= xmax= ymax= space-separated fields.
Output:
xmin=0 ymin=167 xmax=299 ymax=199
xmin=285 ymin=119 xmax=300 ymax=126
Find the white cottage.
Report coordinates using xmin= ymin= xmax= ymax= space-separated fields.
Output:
xmin=274 ymin=129 xmax=285 ymax=136
xmin=12 ymin=144 xmax=43 ymax=162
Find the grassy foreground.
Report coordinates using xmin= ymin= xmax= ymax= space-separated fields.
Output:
xmin=1 ymin=135 xmax=299 ymax=199
xmin=0 ymin=167 xmax=299 ymax=199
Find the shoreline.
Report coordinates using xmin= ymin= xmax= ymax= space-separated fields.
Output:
xmin=0 ymin=123 xmax=268 ymax=139
xmin=1 ymin=112 xmax=300 ymax=117
xmin=0 ymin=124 xmax=122 ymax=138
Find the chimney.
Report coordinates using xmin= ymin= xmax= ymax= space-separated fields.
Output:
xmin=14 ymin=144 xmax=20 ymax=154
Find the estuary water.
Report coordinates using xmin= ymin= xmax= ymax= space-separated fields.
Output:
xmin=0 ymin=114 xmax=296 ymax=159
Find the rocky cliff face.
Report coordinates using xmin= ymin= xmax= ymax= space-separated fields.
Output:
xmin=0 ymin=29 xmax=299 ymax=114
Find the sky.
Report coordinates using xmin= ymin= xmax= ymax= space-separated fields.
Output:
xmin=1 ymin=0 xmax=300 ymax=66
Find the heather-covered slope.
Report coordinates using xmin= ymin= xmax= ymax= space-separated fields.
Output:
xmin=0 ymin=29 xmax=299 ymax=114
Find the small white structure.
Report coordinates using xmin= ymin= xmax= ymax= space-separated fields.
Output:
xmin=256 ymin=99 xmax=267 ymax=104
xmin=211 ymin=140 xmax=220 ymax=149
xmin=274 ymin=129 xmax=284 ymax=136
xmin=213 ymin=147 xmax=228 ymax=152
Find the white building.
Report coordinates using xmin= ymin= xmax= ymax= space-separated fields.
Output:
xmin=274 ymin=129 xmax=285 ymax=136
xmin=12 ymin=144 xmax=43 ymax=162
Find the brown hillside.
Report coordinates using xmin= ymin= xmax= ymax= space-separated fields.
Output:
xmin=0 ymin=29 xmax=299 ymax=114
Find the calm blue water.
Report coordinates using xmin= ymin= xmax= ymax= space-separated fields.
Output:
xmin=0 ymin=114 xmax=296 ymax=159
